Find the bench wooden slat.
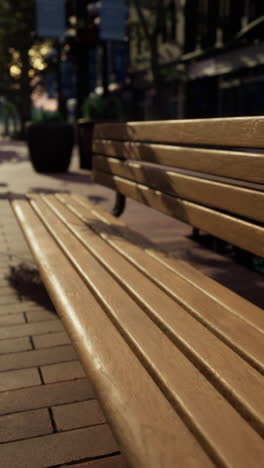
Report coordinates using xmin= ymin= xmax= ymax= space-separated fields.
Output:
xmin=93 ymin=139 xmax=264 ymax=184
xmin=57 ymin=193 xmax=264 ymax=367
xmin=94 ymin=117 xmax=264 ymax=148
xmin=93 ymin=156 xmax=264 ymax=223
xmin=57 ymin=194 xmax=264 ymax=362
xmin=12 ymin=200 xmax=214 ymax=468
xmin=52 ymin=193 xmax=264 ymax=434
xmin=21 ymin=195 xmax=264 ymax=467
xmin=70 ymin=193 xmax=264 ymax=334
xmin=93 ymin=171 xmax=264 ymax=258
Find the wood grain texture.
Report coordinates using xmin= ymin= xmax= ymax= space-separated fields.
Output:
xmin=51 ymin=193 xmax=264 ymax=434
xmin=93 ymin=117 xmax=264 ymax=148
xmin=93 ymin=171 xmax=264 ymax=257
xmin=20 ymin=195 xmax=264 ymax=467
xmin=92 ymin=139 xmax=264 ymax=184
xmin=93 ymin=156 xmax=264 ymax=222
xmin=12 ymin=200 xmax=213 ymax=468
xmin=70 ymin=193 xmax=264 ymax=334
xmin=57 ymin=194 xmax=264 ymax=357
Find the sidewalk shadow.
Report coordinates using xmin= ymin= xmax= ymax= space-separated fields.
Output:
xmin=88 ymin=195 xmax=107 ymax=204
xmin=0 ymin=192 xmax=25 ymax=200
xmin=6 ymin=262 xmax=56 ymax=313
xmin=48 ymin=171 xmax=94 ymax=185
xmin=29 ymin=188 xmax=71 ymax=195
xmin=0 ymin=150 xmax=27 ymax=164
xmin=28 ymin=189 xmax=107 ymax=205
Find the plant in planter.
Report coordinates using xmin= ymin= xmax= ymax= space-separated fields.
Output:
xmin=26 ymin=109 xmax=75 ymax=173
xmin=82 ymin=92 xmax=124 ymax=121
xmin=77 ymin=92 xmax=124 ymax=169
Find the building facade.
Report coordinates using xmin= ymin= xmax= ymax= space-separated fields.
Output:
xmin=129 ymin=0 xmax=264 ymax=119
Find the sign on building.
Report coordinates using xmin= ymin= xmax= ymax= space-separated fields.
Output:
xmin=36 ymin=0 xmax=66 ymax=38
xmin=100 ymin=0 xmax=128 ymax=41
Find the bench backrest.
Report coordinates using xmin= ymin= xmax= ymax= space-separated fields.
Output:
xmin=92 ymin=117 xmax=264 ymax=258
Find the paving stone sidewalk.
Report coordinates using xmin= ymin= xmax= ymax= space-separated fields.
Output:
xmin=0 ymin=140 xmax=263 ymax=467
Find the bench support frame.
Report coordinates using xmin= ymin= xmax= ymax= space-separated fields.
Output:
xmin=111 ymin=192 xmax=126 ymax=217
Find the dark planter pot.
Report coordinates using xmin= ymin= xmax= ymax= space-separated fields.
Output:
xmin=77 ymin=119 xmax=95 ymax=170
xmin=26 ymin=121 xmax=75 ymax=173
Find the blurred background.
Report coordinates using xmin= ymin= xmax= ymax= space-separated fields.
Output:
xmin=1 ymin=0 xmax=264 ymax=138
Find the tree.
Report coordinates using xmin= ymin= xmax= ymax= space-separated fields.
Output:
xmin=131 ymin=0 xmax=175 ymax=118
xmin=0 ymin=0 xmax=35 ymax=136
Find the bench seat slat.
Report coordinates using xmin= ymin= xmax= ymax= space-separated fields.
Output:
xmin=18 ymin=195 xmax=264 ymax=467
xmin=93 ymin=171 xmax=264 ymax=258
xmin=12 ymin=200 xmax=214 ymax=468
xmin=55 ymin=194 xmax=264 ymax=362
xmin=70 ymin=194 xmax=264 ymax=334
xmin=93 ymin=156 xmax=264 ymax=223
xmin=50 ymin=193 xmax=264 ymax=433
xmin=55 ymin=195 xmax=264 ymax=368
xmin=93 ymin=140 xmax=264 ymax=184
xmin=94 ymin=117 xmax=264 ymax=149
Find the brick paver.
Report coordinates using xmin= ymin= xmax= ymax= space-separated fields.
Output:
xmin=0 ymin=279 xmax=10 ymax=287
xmin=0 ymin=344 xmax=77 ymax=372
xmin=0 ymin=313 xmax=25 ymax=326
xmin=0 ymin=367 xmax=41 ymax=391
xmin=32 ymin=331 xmax=70 ymax=349
xmin=0 ymin=140 xmax=263 ymax=467
xmin=0 ymin=336 xmax=32 ymax=354
xmin=0 ymin=425 xmax=118 ymax=468
xmin=0 ymin=408 xmax=53 ymax=443
xmin=25 ymin=309 xmax=57 ymax=322
xmin=0 ymin=319 xmax=63 ymax=339
xmin=52 ymin=400 xmax=106 ymax=431
xmin=41 ymin=360 xmax=85 ymax=384
xmin=0 ymin=379 xmax=94 ymax=416
xmin=0 ymin=295 xmax=20 ymax=306
xmin=20 ymin=300 xmax=54 ymax=310
xmin=0 ymin=302 xmax=55 ymax=315
xmin=0 ymin=286 xmax=19 ymax=295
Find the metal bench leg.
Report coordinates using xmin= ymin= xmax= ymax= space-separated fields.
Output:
xmin=192 ymin=227 xmax=200 ymax=240
xmin=111 ymin=192 xmax=126 ymax=217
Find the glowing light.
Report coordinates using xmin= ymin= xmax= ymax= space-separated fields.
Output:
xmin=108 ymin=82 xmax=120 ymax=92
xmin=40 ymin=45 xmax=50 ymax=56
xmin=95 ymin=86 xmax=104 ymax=96
xmin=10 ymin=65 xmax=21 ymax=77
xmin=9 ymin=48 xmax=20 ymax=60
xmin=33 ymin=58 xmax=47 ymax=71
xmin=69 ymin=15 xmax=77 ymax=25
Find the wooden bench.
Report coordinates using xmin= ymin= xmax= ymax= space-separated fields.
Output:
xmin=12 ymin=117 xmax=264 ymax=468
